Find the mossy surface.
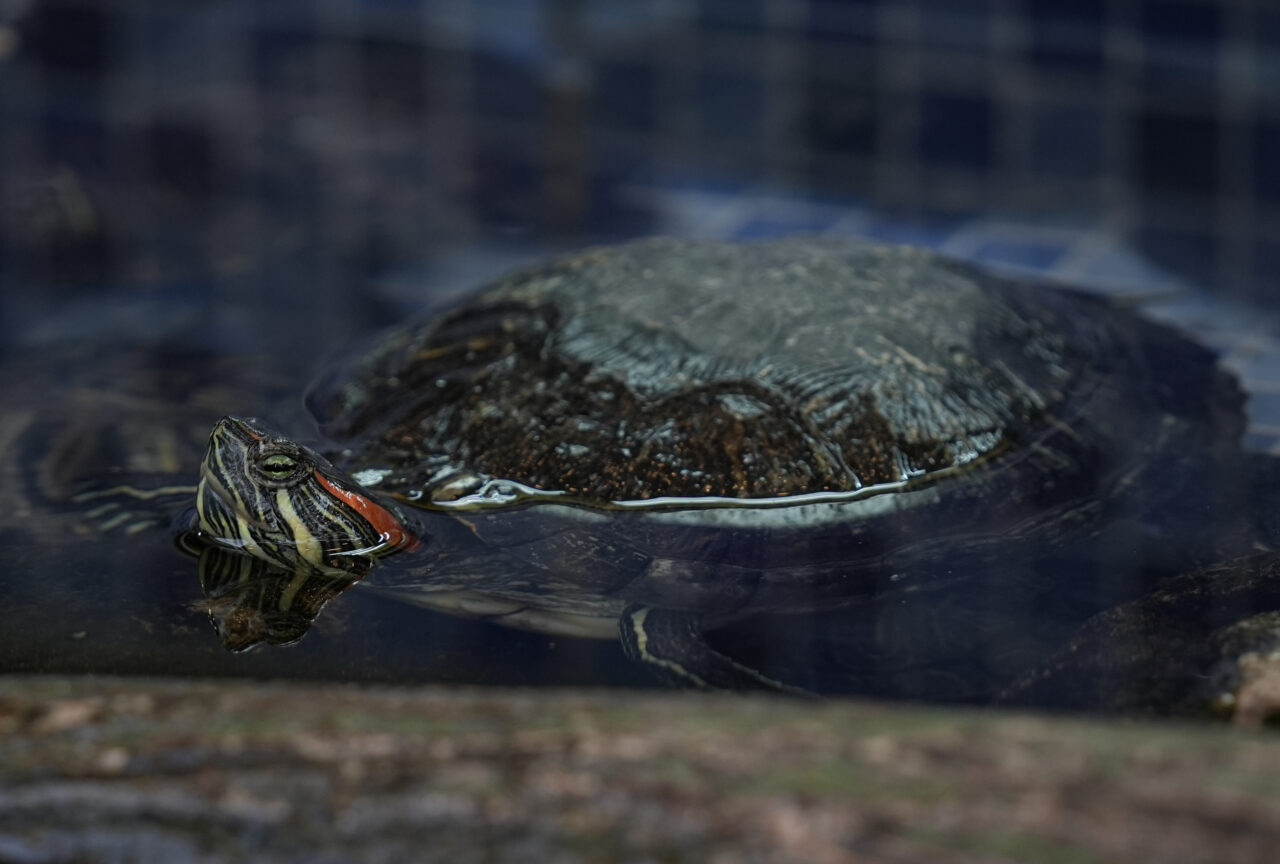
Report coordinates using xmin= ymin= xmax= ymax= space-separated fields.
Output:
xmin=1 ymin=676 xmax=1278 ymax=863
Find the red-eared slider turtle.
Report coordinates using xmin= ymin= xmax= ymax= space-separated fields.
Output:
xmin=187 ymin=236 xmax=1268 ymax=693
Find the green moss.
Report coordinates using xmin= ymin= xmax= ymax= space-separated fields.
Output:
xmin=906 ymin=825 xmax=1111 ymax=864
xmin=741 ymin=758 xmax=957 ymax=803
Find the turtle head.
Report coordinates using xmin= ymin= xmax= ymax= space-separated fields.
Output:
xmin=195 ymin=416 xmax=418 ymax=575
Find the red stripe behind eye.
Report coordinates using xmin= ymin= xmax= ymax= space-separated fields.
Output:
xmin=315 ymin=472 xmax=420 ymax=551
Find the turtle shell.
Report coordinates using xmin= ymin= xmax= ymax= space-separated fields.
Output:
xmin=312 ymin=237 xmax=1242 ymax=522
xmin=292 ymin=235 xmax=1261 ymax=631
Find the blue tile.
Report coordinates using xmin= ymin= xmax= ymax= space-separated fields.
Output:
xmin=919 ymin=94 xmax=993 ymax=169
xmin=1257 ymin=17 xmax=1280 ymax=104
xmin=252 ymin=26 xmax=319 ymax=92
xmin=26 ymin=2 xmax=116 ymax=75
xmin=42 ymin=108 xmax=109 ymax=172
xmin=1242 ymin=431 xmax=1280 ymax=454
xmin=1069 ymin=248 xmax=1180 ymax=294
xmin=1140 ymin=0 xmax=1222 ymax=45
xmin=698 ymin=0 xmax=765 ymax=33
xmin=804 ymin=74 xmax=877 ymax=157
xmin=803 ymin=162 xmax=873 ymax=199
xmin=1027 ymin=0 xmax=1105 ymax=24
xmin=1259 ymin=10 xmax=1280 ymax=58
xmin=1134 ymin=225 xmax=1218 ymax=287
xmin=918 ymin=0 xmax=989 ymax=51
xmin=1251 ymin=242 xmax=1280 ymax=303
xmin=1141 ymin=47 xmax=1219 ymax=95
xmin=359 ymin=36 xmax=428 ymax=113
xmin=472 ymin=51 xmax=542 ymax=121
xmin=1248 ymin=392 xmax=1280 ymax=429
xmin=593 ymin=61 xmax=656 ymax=131
xmin=731 ymin=214 xmax=843 ymax=240
xmin=1255 ymin=123 xmax=1280 ymax=203
xmin=971 ymin=240 xmax=1065 ymax=272
xmin=1139 ymin=1 xmax=1223 ymax=91
xmin=1136 ymin=111 xmax=1218 ymax=196
xmin=862 ymin=215 xmax=966 ymax=249
xmin=144 ymin=117 xmax=217 ymax=200
xmin=648 ymin=174 xmax=752 ymax=197
xmin=1235 ymin=351 xmax=1280 ymax=391
xmin=805 ymin=0 xmax=878 ymax=47
xmin=698 ymin=73 xmax=763 ymax=140
xmin=920 ymin=0 xmax=988 ymax=13
xmin=1029 ymin=106 xmax=1102 ymax=177
xmin=1025 ymin=0 xmax=1105 ymax=73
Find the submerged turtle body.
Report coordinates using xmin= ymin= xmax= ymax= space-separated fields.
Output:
xmin=193 ymin=237 xmax=1256 ymax=692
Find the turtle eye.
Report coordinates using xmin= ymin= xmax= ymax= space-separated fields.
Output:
xmin=259 ymin=453 xmax=300 ymax=479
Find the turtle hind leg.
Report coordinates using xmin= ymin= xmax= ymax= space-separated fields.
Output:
xmin=619 ymin=605 xmax=815 ymax=697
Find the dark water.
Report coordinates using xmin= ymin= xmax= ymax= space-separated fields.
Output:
xmin=3 ymin=0 xmax=1279 ymax=724
xmin=0 ymin=256 xmax=664 ymax=690
xmin=0 ymin=261 xmax=660 ymax=688
xmin=4 ymin=249 xmax=1280 ymax=722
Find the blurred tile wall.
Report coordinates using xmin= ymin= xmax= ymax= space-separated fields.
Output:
xmin=0 ymin=0 xmax=1275 ymax=305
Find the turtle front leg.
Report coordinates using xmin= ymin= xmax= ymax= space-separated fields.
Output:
xmin=619 ymin=605 xmax=815 ymax=696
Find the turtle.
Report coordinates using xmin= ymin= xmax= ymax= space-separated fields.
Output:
xmin=1000 ymin=549 xmax=1280 ymax=722
xmin=183 ymin=236 xmax=1277 ymax=696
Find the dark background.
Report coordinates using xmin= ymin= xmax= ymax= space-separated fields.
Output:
xmin=3 ymin=1 xmax=1279 ymax=335
xmin=3 ymin=0 xmax=1280 ymax=691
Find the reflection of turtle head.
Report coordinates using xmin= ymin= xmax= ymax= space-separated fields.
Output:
xmin=196 ymin=416 xmax=417 ymax=575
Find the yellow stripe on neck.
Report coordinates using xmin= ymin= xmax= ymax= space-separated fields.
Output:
xmin=275 ymin=488 xmax=326 ymax=569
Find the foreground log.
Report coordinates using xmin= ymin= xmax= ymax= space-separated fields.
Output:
xmin=1 ymin=676 xmax=1277 ymax=864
